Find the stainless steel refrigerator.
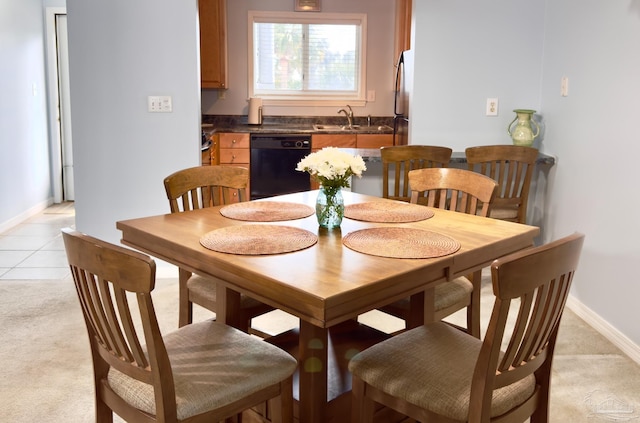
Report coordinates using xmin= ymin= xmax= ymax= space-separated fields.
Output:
xmin=393 ymin=50 xmax=412 ymax=146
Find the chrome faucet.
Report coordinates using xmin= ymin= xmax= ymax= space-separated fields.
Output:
xmin=337 ymin=105 xmax=354 ymax=128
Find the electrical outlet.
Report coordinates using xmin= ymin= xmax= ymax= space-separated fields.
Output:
xmin=148 ymin=96 xmax=172 ymax=112
xmin=486 ymin=98 xmax=498 ymax=116
xmin=367 ymin=90 xmax=376 ymax=102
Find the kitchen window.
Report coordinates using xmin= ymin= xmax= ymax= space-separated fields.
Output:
xmin=248 ymin=11 xmax=367 ymax=106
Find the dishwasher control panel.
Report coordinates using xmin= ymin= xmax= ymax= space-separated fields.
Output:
xmin=250 ymin=134 xmax=311 ymax=150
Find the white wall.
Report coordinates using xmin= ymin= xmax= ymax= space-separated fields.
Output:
xmin=66 ymin=0 xmax=201 ymax=245
xmin=410 ymin=0 xmax=640 ymax=350
xmin=410 ymin=0 xmax=546 ymax=150
xmin=0 ymin=0 xmax=52 ymax=231
xmin=201 ymin=0 xmax=397 ymax=119
xmin=540 ymin=0 xmax=640 ymax=348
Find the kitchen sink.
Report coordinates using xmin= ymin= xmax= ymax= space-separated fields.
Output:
xmin=313 ymin=124 xmax=361 ymax=131
xmin=375 ymin=125 xmax=394 ymax=132
xmin=312 ymin=124 xmax=393 ymax=132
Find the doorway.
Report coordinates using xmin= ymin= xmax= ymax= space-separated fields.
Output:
xmin=46 ymin=7 xmax=74 ymax=202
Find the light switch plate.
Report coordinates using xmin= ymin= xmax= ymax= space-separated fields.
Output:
xmin=148 ymin=96 xmax=172 ymax=113
xmin=561 ymin=77 xmax=569 ymax=97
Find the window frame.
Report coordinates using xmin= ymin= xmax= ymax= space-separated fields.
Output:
xmin=248 ymin=11 xmax=367 ymax=107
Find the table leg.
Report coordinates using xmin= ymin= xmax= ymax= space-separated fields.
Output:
xmin=216 ymin=284 xmax=242 ymax=330
xmin=298 ymin=320 xmax=328 ymax=423
xmin=407 ymin=285 xmax=439 ymax=329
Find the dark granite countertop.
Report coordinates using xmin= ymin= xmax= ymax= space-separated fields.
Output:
xmin=202 ymin=115 xmax=394 ymax=134
xmin=341 ymin=149 xmax=556 ymax=165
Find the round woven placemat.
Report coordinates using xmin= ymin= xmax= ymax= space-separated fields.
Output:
xmin=220 ymin=201 xmax=314 ymax=222
xmin=200 ymin=224 xmax=317 ymax=255
xmin=344 ymin=202 xmax=434 ymax=223
xmin=343 ymin=227 xmax=460 ymax=259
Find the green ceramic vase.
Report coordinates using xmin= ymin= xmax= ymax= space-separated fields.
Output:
xmin=507 ymin=109 xmax=540 ymax=147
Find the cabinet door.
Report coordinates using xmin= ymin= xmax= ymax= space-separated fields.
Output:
xmin=356 ymin=134 xmax=393 ymax=149
xmin=219 ymin=149 xmax=250 ymax=164
xmin=218 ymin=133 xmax=249 ymax=164
xmin=199 ymin=0 xmax=227 ymax=89
xmin=312 ymin=134 xmax=357 ymax=150
xmin=210 ymin=133 xmax=219 ymax=165
xmin=394 ymin=0 xmax=412 ymax=62
xmin=218 ymin=133 xmax=250 ymax=149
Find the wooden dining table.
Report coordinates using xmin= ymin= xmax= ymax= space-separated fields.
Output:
xmin=116 ymin=190 xmax=539 ymax=423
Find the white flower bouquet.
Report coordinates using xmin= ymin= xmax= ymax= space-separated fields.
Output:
xmin=295 ymin=147 xmax=367 ymax=190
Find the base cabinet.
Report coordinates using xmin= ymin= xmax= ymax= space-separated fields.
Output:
xmin=356 ymin=134 xmax=393 ymax=149
xmin=312 ymin=133 xmax=393 ymax=150
xmin=311 ymin=134 xmax=357 ymax=152
xmin=218 ymin=132 xmax=249 ymax=202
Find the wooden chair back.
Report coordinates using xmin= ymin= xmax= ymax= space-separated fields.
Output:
xmin=469 ymin=232 xmax=585 ymax=422
xmin=61 ymin=228 xmax=178 ymax=420
xmin=164 ymin=165 xmax=248 ymax=213
xmin=408 ymin=167 xmax=498 ymax=216
xmin=63 ymin=228 xmax=295 ymax=422
xmin=381 ymin=145 xmax=452 ymax=202
xmin=465 ymin=145 xmax=538 ymax=224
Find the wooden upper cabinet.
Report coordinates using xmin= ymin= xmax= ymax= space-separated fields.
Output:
xmin=199 ymin=0 xmax=227 ymax=89
xmin=394 ymin=0 xmax=412 ymax=62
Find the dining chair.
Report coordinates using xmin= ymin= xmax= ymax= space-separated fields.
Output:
xmin=378 ymin=167 xmax=498 ymax=338
xmin=350 ymin=233 xmax=585 ymax=423
xmin=62 ymin=228 xmax=297 ymax=423
xmin=164 ymin=165 xmax=274 ymax=329
xmin=381 ymin=145 xmax=453 ymax=203
xmin=465 ymin=145 xmax=539 ymax=224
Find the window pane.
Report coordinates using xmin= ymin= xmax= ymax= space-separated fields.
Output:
xmin=251 ymin=13 xmax=364 ymax=100
xmin=255 ymin=23 xmax=303 ymax=91
xmin=308 ymin=24 xmax=357 ymax=92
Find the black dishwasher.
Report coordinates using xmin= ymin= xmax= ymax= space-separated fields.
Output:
xmin=250 ymin=134 xmax=312 ymax=200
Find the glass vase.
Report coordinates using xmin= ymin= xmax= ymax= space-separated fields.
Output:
xmin=316 ymin=186 xmax=344 ymax=229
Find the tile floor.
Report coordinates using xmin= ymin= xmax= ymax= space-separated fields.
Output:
xmin=0 ymin=202 xmax=75 ymax=280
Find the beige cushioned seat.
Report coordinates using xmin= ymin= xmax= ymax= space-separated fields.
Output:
xmin=349 ymin=322 xmax=535 ymax=421
xmin=108 ymin=321 xmax=297 ymax=420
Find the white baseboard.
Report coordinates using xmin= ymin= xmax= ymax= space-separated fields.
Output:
xmin=0 ymin=199 xmax=53 ymax=234
xmin=567 ymin=295 xmax=640 ymax=366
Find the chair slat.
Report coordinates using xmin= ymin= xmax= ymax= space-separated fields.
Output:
xmin=466 ymin=145 xmax=539 ymax=224
xmin=115 ymin=288 xmax=148 ymax=368
xmin=381 ymin=145 xmax=453 ymax=203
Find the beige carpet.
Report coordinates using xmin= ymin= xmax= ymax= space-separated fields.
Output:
xmin=2 ymin=274 xmax=639 ymax=422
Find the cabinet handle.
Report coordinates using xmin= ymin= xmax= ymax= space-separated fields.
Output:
xmin=232 ymin=139 xmax=237 ymax=144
